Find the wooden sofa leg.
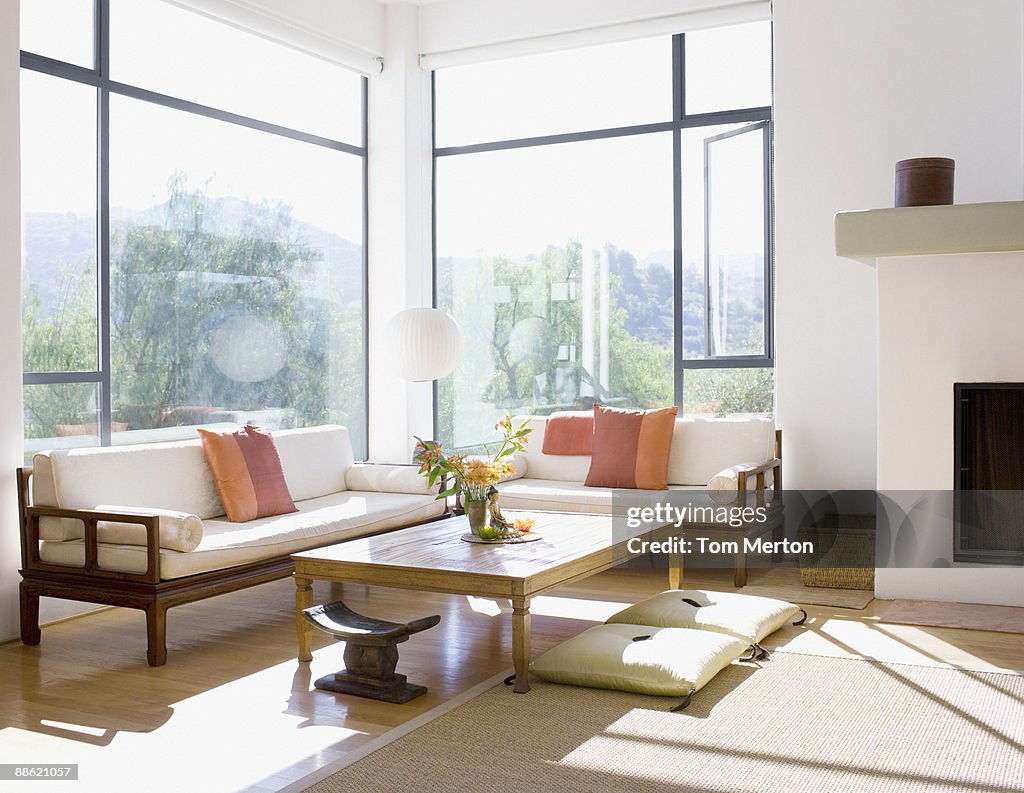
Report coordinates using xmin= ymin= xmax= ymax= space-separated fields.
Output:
xmin=20 ymin=581 xmax=41 ymax=646
xmin=734 ymin=549 xmax=748 ymax=588
xmin=145 ymin=603 xmax=168 ymax=667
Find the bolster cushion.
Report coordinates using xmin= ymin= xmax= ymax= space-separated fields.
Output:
xmin=93 ymin=505 xmax=204 ymax=552
xmin=344 ymin=463 xmax=436 ymax=495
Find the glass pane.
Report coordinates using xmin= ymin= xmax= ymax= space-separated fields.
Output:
xmin=24 ymin=382 xmax=102 ymax=461
xmin=21 ymin=0 xmax=94 ymax=68
xmin=706 ymin=124 xmax=766 ymax=357
xmin=685 ymin=21 xmax=772 ymax=115
xmin=682 ymin=368 xmax=773 ymax=416
xmin=110 ymin=0 xmax=363 ymax=143
xmin=109 ymin=96 xmax=367 ymax=456
xmin=21 ymin=70 xmax=98 ymax=373
xmin=680 ymin=122 xmax=757 ymax=360
xmin=434 ymin=37 xmax=673 ymax=147
xmin=436 ymin=134 xmax=674 ymax=450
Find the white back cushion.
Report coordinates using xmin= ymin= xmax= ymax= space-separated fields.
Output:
xmin=667 ymin=417 xmax=774 ymax=485
xmin=273 ymin=425 xmax=353 ymax=501
xmin=33 ymin=425 xmax=355 ymax=540
xmin=511 ymin=416 xmax=592 ymax=482
xmin=512 ymin=414 xmax=774 ymax=486
xmin=35 ymin=439 xmax=223 ymax=540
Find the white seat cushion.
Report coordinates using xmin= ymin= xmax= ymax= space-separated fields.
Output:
xmin=496 ymin=478 xmax=711 ymax=515
xmin=530 ymin=623 xmax=748 ymax=696
xmin=39 ymin=491 xmax=446 ymax=579
xmin=607 ymin=589 xmax=801 ymax=644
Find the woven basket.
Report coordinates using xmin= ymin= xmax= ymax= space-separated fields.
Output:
xmin=798 ymin=514 xmax=875 ymax=591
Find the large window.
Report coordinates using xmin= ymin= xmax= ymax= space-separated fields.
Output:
xmin=434 ymin=24 xmax=773 ymax=450
xmin=20 ymin=0 xmax=368 ymax=459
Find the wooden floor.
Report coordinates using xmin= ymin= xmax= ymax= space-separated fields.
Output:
xmin=2 ymin=567 xmax=1023 ymax=793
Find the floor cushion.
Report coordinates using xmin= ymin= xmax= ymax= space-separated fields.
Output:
xmin=607 ymin=589 xmax=803 ymax=649
xmin=529 ymin=623 xmax=749 ymax=706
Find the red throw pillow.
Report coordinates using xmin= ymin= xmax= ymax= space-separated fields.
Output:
xmin=198 ymin=425 xmax=298 ymax=522
xmin=541 ymin=411 xmax=594 ymax=455
xmin=584 ymin=405 xmax=678 ymax=490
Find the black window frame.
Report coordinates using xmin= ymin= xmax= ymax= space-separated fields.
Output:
xmin=431 ymin=29 xmax=773 ymax=429
xmin=19 ymin=0 xmax=370 ymax=454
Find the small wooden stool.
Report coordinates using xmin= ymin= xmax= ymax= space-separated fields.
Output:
xmin=303 ymin=601 xmax=440 ymax=704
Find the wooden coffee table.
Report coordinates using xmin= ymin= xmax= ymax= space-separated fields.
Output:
xmin=292 ymin=510 xmax=636 ymax=694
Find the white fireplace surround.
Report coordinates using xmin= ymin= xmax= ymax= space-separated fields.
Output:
xmin=837 ymin=201 xmax=1024 ymax=606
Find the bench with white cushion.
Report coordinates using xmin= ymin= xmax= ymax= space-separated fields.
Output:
xmin=496 ymin=415 xmax=783 ymax=586
xmin=17 ymin=425 xmax=445 ymax=666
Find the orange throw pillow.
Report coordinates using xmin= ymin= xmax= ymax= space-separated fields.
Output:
xmin=541 ymin=411 xmax=594 ymax=455
xmin=198 ymin=425 xmax=298 ymax=522
xmin=584 ymin=405 xmax=678 ymax=490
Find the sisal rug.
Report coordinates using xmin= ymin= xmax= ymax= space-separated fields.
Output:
xmin=293 ymin=652 xmax=1024 ymax=793
xmin=881 ymin=599 xmax=1024 ymax=635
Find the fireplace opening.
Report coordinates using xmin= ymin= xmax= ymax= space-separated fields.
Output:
xmin=954 ymin=382 xmax=1024 ymax=565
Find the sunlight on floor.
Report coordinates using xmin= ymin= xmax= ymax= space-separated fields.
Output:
xmin=774 ymin=614 xmax=1019 ymax=672
xmin=464 ymin=594 xmax=632 ymax=622
xmin=465 ymin=596 xmax=503 ymax=616
xmin=38 ymin=719 xmax=108 ymax=738
xmin=3 ymin=656 xmax=368 ymax=793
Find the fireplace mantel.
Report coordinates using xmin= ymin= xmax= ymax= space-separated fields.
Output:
xmin=834 ymin=200 xmax=1024 ymax=263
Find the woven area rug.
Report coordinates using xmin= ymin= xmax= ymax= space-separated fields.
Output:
xmin=293 ymin=652 xmax=1024 ymax=793
xmin=881 ymin=599 xmax=1024 ymax=635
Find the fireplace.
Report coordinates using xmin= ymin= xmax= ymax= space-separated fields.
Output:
xmin=954 ymin=383 xmax=1024 ymax=564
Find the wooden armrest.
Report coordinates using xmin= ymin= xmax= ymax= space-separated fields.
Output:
xmin=736 ymin=458 xmax=781 ymax=502
xmin=23 ymin=505 xmax=161 ymax=584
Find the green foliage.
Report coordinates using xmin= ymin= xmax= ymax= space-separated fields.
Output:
xmin=22 ymin=260 xmax=98 ymax=438
xmin=437 ymin=239 xmax=772 ymax=450
xmin=22 ymin=175 xmax=366 ymax=445
xmin=683 ymin=367 xmax=774 ymax=415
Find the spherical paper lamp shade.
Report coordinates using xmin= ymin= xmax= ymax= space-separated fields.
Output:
xmin=385 ymin=308 xmax=463 ymax=382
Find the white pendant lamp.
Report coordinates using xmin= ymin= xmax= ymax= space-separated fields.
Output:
xmin=385 ymin=308 xmax=463 ymax=382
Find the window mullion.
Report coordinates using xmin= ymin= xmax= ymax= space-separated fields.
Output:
xmin=97 ymin=0 xmax=112 ymax=446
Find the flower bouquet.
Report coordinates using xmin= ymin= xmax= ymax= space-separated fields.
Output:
xmin=414 ymin=415 xmax=533 ymax=539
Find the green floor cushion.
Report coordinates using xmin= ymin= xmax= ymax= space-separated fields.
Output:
xmin=607 ymin=589 xmax=803 ymax=646
xmin=529 ymin=624 xmax=749 ymax=700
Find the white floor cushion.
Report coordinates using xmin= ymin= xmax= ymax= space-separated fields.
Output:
xmin=607 ymin=589 xmax=802 ymax=645
xmin=530 ymin=623 xmax=748 ymax=698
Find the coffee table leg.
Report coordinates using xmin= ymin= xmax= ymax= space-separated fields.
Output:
xmin=295 ymin=573 xmax=314 ymax=662
xmin=511 ymin=596 xmax=532 ymax=694
xmin=668 ymin=550 xmax=683 ymax=589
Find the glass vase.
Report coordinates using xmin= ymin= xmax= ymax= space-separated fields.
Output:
xmin=465 ymin=497 xmax=489 ymax=537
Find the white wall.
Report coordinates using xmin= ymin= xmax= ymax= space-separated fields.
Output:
xmin=773 ymin=0 xmax=1024 ymax=490
xmin=875 ymin=251 xmax=1024 ymax=605
xmin=0 ymin=0 xmax=26 ymax=643
xmin=366 ymin=2 xmax=435 ymax=463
